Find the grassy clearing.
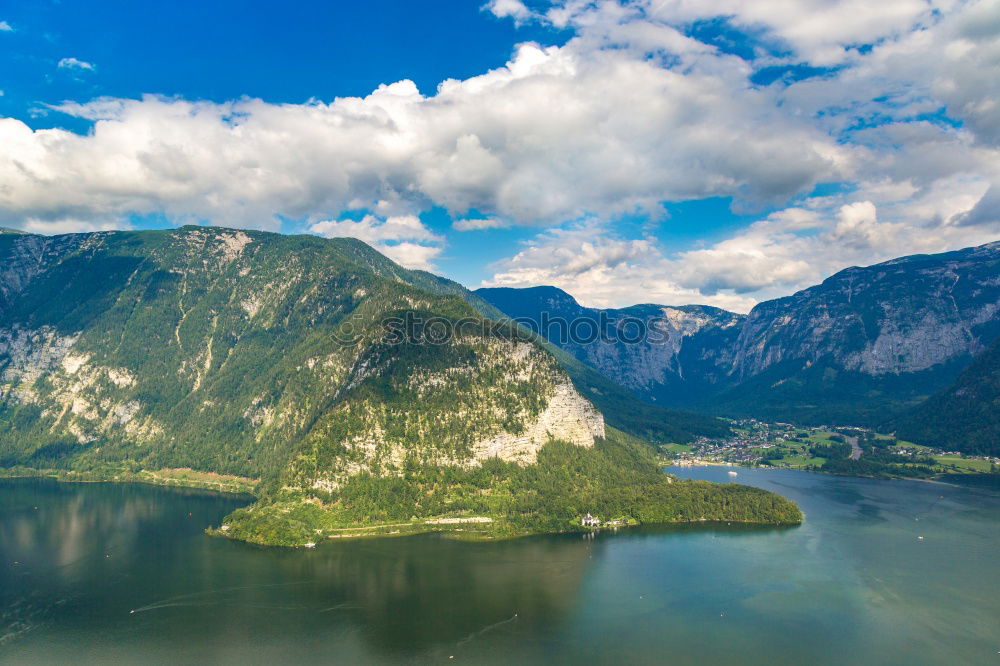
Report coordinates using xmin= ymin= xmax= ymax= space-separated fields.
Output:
xmin=136 ymin=468 xmax=258 ymax=494
xmin=0 ymin=465 xmax=258 ymax=495
xmin=773 ymin=455 xmax=827 ymax=469
xmin=933 ymin=456 xmax=993 ymax=473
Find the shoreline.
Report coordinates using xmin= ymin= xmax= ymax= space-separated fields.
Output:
xmin=212 ymin=514 xmax=803 ymax=548
xmin=0 ymin=466 xmax=258 ymax=497
xmin=669 ymin=462 xmax=998 ymax=489
xmin=3 ymin=465 xmax=803 ymax=547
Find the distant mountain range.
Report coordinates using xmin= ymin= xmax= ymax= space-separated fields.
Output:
xmin=478 ymin=240 xmax=1000 ymax=438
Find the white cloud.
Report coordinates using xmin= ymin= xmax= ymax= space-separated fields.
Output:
xmin=21 ymin=217 xmax=124 ymax=235
xmin=57 ymin=57 xmax=96 ymax=71
xmin=453 ymin=217 xmax=510 ymax=231
xmin=309 ymin=214 xmax=444 ymax=270
xmin=470 ymin=0 xmax=1000 ymax=309
xmin=0 ymin=32 xmax=848 ymax=231
xmin=309 ymin=213 xmax=440 ymax=244
xmin=485 ymin=0 xmax=536 ymax=24
xmin=482 ymin=224 xmax=761 ymax=311
xmin=0 ymin=0 xmax=997 ymax=310
xmin=485 ymin=175 xmax=1000 ymax=312
xmin=377 ymin=242 xmax=444 ymax=271
xmin=0 ymin=20 xmax=12 ymax=32
xmin=544 ymin=0 xmax=942 ymax=66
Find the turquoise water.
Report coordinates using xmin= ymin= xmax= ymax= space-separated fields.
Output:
xmin=1 ymin=468 xmax=997 ymax=664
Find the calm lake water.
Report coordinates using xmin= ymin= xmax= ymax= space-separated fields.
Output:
xmin=2 ymin=468 xmax=998 ymax=665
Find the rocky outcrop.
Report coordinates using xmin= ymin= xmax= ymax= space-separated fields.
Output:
xmin=475 ymin=286 xmax=743 ymax=403
xmin=296 ymin=338 xmax=604 ymax=492
xmin=469 ymin=380 xmax=604 ymax=464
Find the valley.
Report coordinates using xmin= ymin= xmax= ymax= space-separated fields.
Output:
xmin=666 ymin=419 xmax=999 ymax=480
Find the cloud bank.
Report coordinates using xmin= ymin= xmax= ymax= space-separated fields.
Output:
xmin=0 ymin=0 xmax=997 ymax=305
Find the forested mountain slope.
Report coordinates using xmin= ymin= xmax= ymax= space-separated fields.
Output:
xmin=0 ymin=227 xmax=601 ymax=479
xmin=893 ymin=337 xmax=1000 ymax=456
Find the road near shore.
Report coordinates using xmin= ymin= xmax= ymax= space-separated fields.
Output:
xmin=847 ymin=436 xmax=862 ymax=460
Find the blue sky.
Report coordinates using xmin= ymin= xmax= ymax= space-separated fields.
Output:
xmin=0 ymin=1 xmax=562 ymax=120
xmin=0 ymin=0 xmax=997 ymax=311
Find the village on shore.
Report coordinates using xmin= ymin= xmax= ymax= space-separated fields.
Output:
xmin=664 ymin=419 xmax=999 ymax=476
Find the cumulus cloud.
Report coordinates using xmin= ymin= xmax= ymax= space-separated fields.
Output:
xmin=475 ymin=0 xmax=1000 ymax=308
xmin=375 ymin=242 xmax=444 ymax=271
xmin=486 ymin=177 xmax=1000 ymax=312
xmin=57 ymin=57 xmax=96 ymax=71
xmin=483 ymin=224 xmax=761 ymax=311
xmin=309 ymin=213 xmax=440 ymax=245
xmin=544 ymin=0 xmax=940 ymax=66
xmin=485 ymin=0 xmax=535 ymax=24
xmin=309 ymin=214 xmax=443 ymax=270
xmin=0 ymin=27 xmax=848 ymax=232
xmin=0 ymin=0 xmax=997 ymax=310
xmin=0 ymin=20 xmax=12 ymax=32
xmin=20 ymin=217 xmax=123 ymax=235
xmin=957 ymin=185 xmax=1000 ymax=226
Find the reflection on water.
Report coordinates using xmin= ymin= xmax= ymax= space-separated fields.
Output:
xmin=1 ymin=471 xmax=998 ymax=665
xmin=1 ymin=479 xmax=595 ymax=662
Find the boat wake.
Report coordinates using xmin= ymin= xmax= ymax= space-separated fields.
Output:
xmin=455 ymin=613 xmax=519 ymax=647
xmin=129 ymin=581 xmax=313 ymax=614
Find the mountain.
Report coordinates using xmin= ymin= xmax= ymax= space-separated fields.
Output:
xmin=476 ymin=287 xmax=744 ymax=404
xmin=0 ymin=226 xmax=602 ymax=482
xmin=0 ymin=227 xmax=799 ymax=544
xmin=892 ymin=337 xmax=1000 ymax=456
xmin=716 ymin=242 xmax=1000 ymax=423
xmin=478 ymin=241 xmax=1000 ymax=425
xmin=473 ymin=287 xmax=734 ymax=442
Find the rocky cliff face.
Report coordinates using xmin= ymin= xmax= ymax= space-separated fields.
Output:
xmin=287 ymin=336 xmax=604 ymax=494
xmin=731 ymin=242 xmax=1000 ymax=379
xmin=0 ymin=228 xmax=602 ymax=484
xmin=478 ymin=241 xmax=1000 ymax=423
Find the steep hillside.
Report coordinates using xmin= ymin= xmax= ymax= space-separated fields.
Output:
xmin=413 ymin=287 xmax=727 ymax=442
xmin=0 ymin=227 xmax=600 ymax=479
xmin=716 ymin=242 xmax=1000 ymax=423
xmin=479 ymin=242 xmax=1000 ymax=425
xmin=473 ymin=287 xmax=737 ymax=442
xmin=0 ymin=227 xmax=799 ymax=542
xmin=893 ymin=337 xmax=1000 ymax=456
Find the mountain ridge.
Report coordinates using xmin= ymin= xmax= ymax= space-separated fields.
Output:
xmin=477 ymin=239 xmax=1000 ymax=429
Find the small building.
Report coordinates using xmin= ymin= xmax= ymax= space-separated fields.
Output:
xmin=581 ymin=513 xmax=600 ymax=527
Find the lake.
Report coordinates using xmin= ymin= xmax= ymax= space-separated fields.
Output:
xmin=2 ymin=468 xmax=997 ymax=665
